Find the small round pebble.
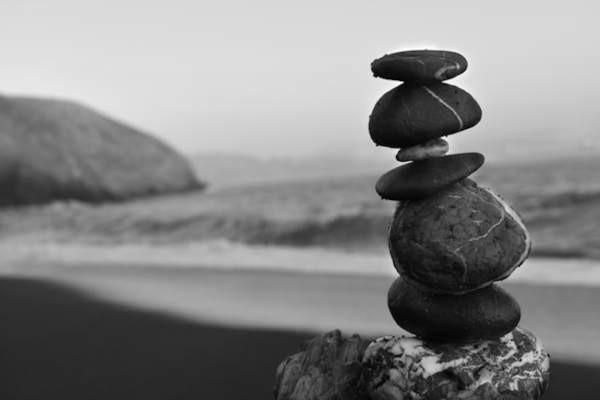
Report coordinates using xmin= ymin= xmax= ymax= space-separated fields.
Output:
xmin=375 ymin=152 xmax=484 ymax=200
xmin=389 ymin=178 xmax=531 ymax=294
xmin=369 ymin=82 xmax=482 ymax=148
xmin=371 ymin=50 xmax=468 ymax=82
xmin=362 ymin=327 xmax=550 ymax=400
xmin=396 ymin=138 xmax=449 ymax=161
xmin=388 ymin=278 xmax=521 ymax=343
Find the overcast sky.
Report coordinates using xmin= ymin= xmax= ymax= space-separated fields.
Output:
xmin=1 ymin=1 xmax=599 ymax=161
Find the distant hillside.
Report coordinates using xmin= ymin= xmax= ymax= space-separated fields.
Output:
xmin=0 ymin=95 xmax=203 ymax=205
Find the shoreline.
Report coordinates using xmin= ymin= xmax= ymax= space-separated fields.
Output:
xmin=0 ymin=275 xmax=596 ymax=399
xmin=7 ymin=260 xmax=600 ymax=365
xmin=3 ymin=240 xmax=600 ymax=287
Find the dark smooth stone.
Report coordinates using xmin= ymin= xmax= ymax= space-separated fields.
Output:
xmin=389 ymin=179 xmax=531 ymax=294
xmin=369 ymin=82 xmax=482 ymax=148
xmin=387 ymin=277 xmax=521 ymax=343
xmin=371 ymin=50 xmax=468 ymax=82
xmin=375 ymin=153 xmax=484 ymax=200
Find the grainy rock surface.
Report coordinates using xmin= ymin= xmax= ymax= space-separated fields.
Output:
xmin=389 ymin=179 xmax=531 ymax=294
xmin=369 ymin=82 xmax=482 ymax=148
xmin=274 ymin=330 xmax=370 ymax=400
xmin=376 ymin=153 xmax=484 ymax=200
xmin=371 ymin=50 xmax=468 ymax=82
xmin=363 ymin=327 xmax=550 ymax=400
xmin=0 ymin=95 xmax=202 ymax=205
xmin=388 ymin=278 xmax=521 ymax=342
xmin=395 ymin=138 xmax=449 ymax=162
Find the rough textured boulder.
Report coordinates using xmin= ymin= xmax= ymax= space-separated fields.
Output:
xmin=274 ymin=330 xmax=370 ymax=400
xmin=0 ymin=95 xmax=203 ymax=205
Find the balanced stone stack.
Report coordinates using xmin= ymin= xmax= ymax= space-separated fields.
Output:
xmin=274 ymin=50 xmax=550 ymax=400
xmin=364 ymin=50 xmax=550 ymax=400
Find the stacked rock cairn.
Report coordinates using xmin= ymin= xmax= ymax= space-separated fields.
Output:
xmin=274 ymin=50 xmax=550 ymax=400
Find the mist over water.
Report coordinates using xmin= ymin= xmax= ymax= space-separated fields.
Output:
xmin=3 ymin=1 xmax=600 ymax=161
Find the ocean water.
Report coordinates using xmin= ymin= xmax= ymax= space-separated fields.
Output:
xmin=1 ymin=156 xmax=599 ymax=284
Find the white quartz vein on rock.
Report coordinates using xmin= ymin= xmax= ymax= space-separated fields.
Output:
xmin=423 ymin=86 xmax=464 ymax=130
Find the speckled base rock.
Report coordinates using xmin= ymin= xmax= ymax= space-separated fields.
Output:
xmin=376 ymin=153 xmax=484 ymax=200
xmin=371 ymin=50 xmax=468 ymax=83
xmin=369 ymin=82 xmax=482 ymax=148
xmin=396 ymin=138 xmax=449 ymax=161
xmin=389 ymin=178 xmax=531 ymax=294
xmin=388 ymin=278 xmax=520 ymax=342
xmin=362 ymin=327 xmax=550 ymax=400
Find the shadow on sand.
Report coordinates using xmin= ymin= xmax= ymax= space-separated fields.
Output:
xmin=0 ymin=277 xmax=596 ymax=399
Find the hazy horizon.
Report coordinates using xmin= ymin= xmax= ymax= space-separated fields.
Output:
xmin=2 ymin=1 xmax=599 ymax=162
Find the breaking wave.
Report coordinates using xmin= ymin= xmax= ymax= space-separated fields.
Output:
xmin=1 ymin=169 xmax=600 ymax=260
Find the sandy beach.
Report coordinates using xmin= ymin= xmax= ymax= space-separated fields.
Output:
xmin=14 ymin=261 xmax=600 ymax=363
xmin=1 ymin=261 xmax=599 ymax=398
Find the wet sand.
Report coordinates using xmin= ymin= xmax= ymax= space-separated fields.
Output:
xmin=2 ymin=264 xmax=600 ymax=398
xmin=16 ymin=262 xmax=600 ymax=363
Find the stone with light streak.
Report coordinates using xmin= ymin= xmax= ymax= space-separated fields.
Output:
xmin=362 ymin=327 xmax=550 ymax=400
xmin=389 ymin=178 xmax=531 ymax=294
xmin=369 ymin=82 xmax=482 ymax=148
xmin=371 ymin=50 xmax=468 ymax=82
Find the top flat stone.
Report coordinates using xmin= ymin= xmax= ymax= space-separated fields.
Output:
xmin=371 ymin=50 xmax=468 ymax=82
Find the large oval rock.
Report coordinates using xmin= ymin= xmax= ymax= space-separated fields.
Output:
xmin=0 ymin=95 xmax=202 ymax=205
xmin=389 ymin=179 xmax=531 ymax=293
xmin=375 ymin=152 xmax=484 ymax=200
xmin=369 ymin=82 xmax=482 ymax=148
xmin=363 ymin=327 xmax=550 ymax=400
xmin=388 ymin=278 xmax=520 ymax=342
xmin=371 ymin=50 xmax=468 ymax=82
